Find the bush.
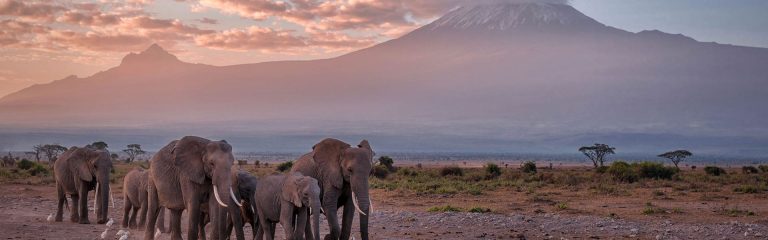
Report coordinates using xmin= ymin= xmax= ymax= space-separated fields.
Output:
xmin=635 ymin=162 xmax=677 ymax=180
xmin=608 ymin=161 xmax=638 ymax=183
xmin=704 ymin=166 xmax=726 ymax=176
xmin=378 ymin=156 xmax=395 ymax=171
xmin=440 ymin=166 xmax=464 ymax=176
xmin=759 ymin=165 xmax=768 ymax=173
xmin=276 ymin=161 xmax=293 ymax=172
xmin=595 ymin=166 xmax=609 ymax=174
xmin=484 ymin=163 xmax=501 ymax=178
xmin=520 ymin=161 xmax=537 ymax=174
xmin=742 ymin=166 xmax=759 ymax=174
xmin=372 ymin=165 xmax=389 ymax=179
xmin=427 ymin=205 xmax=462 ymax=212
xmin=28 ymin=163 xmax=49 ymax=176
xmin=17 ymin=159 xmax=34 ymax=170
xmin=468 ymin=207 xmax=492 ymax=213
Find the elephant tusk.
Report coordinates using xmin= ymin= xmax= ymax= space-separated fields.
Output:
xmin=369 ymin=199 xmax=374 ymax=214
xmin=229 ymin=188 xmax=243 ymax=207
xmin=213 ymin=185 xmax=229 ymax=208
xmin=351 ymin=192 xmax=366 ymax=216
xmin=94 ymin=183 xmax=98 ymax=215
xmin=110 ymin=188 xmax=115 ymax=208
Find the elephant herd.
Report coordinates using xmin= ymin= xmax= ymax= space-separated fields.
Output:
xmin=52 ymin=136 xmax=375 ymax=240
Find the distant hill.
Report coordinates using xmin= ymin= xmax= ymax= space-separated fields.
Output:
xmin=1 ymin=2 xmax=767 ymax=155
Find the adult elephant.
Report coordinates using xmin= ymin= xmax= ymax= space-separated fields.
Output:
xmin=144 ymin=136 xmax=245 ymax=240
xmin=291 ymin=138 xmax=374 ymax=240
xmin=54 ymin=146 xmax=113 ymax=224
xmin=121 ymin=168 xmax=166 ymax=232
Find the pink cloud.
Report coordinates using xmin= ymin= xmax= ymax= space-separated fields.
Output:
xmin=0 ymin=0 xmax=66 ymax=21
xmin=194 ymin=26 xmax=306 ymax=51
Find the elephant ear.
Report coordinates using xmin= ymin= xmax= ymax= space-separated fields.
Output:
xmin=311 ymin=138 xmax=350 ymax=189
xmin=282 ymin=174 xmax=303 ymax=207
xmin=172 ymin=136 xmax=209 ymax=184
xmin=68 ymin=147 xmax=93 ymax=182
xmin=358 ymin=139 xmax=375 ymax=159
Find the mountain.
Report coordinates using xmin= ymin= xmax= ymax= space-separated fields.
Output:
xmin=1 ymin=2 xmax=767 ymax=154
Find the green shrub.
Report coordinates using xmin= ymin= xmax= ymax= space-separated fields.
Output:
xmin=427 ymin=205 xmax=462 ymax=212
xmin=742 ymin=166 xmax=759 ymax=174
xmin=468 ymin=207 xmax=492 ymax=213
xmin=17 ymin=159 xmax=34 ymax=170
xmin=704 ymin=166 xmax=726 ymax=176
xmin=440 ymin=166 xmax=464 ymax=176
xmin=484 ymin=163 xmax=501 ymax=178
xmin=556 ymin=202 xmax=568 ymax=210
xmin=378 ymin=156 xmax=395 ymax=171
xmin=634 ymin=162 xmax=677 ymax=180
xmin=276 ymin=161 xmax=293 ymax=172
xmin=28 ymin=163 xmax=49 ymax=176
xmin=608 ymin=161 xmax=638 ymax=183
xmin=372 ymin=165 xmax=389 ymax=179
xmin=520 ymin=161 xmax=537 ymax=174
xmin=734 ymin=184 xmax=764 ymax=194
xmin=759 ymin=165 xmax=768 ymax=173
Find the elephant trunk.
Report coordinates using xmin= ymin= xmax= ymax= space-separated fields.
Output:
xmin=213 ymin=166 xmax=243 ymax=240
xmin=96 ymin=173 xmax=110 ymax=224
xmin=310 ymin=198 xmax=322 ymax=240
xmin=352 ymin=175 xmax=371 ymax=240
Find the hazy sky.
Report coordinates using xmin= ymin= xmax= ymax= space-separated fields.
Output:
xmin=1 ymin=0 xmax=767 ymax=98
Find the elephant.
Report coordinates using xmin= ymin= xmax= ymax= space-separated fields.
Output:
xmin=144 ymin=136 xmax=245 ymax=240
xmin=53 ymin=146 xmax=113 ymax=224
xmin=254 ymin=173 xmax=322 ymax=240
xmin=121 ymin=168 xmax=167 ymax=232
xmin=224 ymin=171 xmax=260 ymax=240
xmin=291 ymin=138 xmax=374 ymax=240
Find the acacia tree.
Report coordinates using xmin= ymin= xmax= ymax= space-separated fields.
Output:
xmin=578 ymin=143 xmax=616 ymax=168
xmin=123 ymin=144 xmax=145 ymax=162
xmin=42 ymin=144 xmax=68 ymax=163
xmin=90 ymin=141 xmax=109 ymax=150
xmin=31 ymin=144 xmax=44 ymax=162
xmin=658 ymin=150 xmax=692 ymax=169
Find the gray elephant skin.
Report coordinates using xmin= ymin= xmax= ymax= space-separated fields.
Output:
xmin=225 ymin=171 xmax=260 ymax=239
xmin=54 ymin=146 xmax=113 ymax=224
xmin=254 ymin=173 xmax=322 ymax=240
xmin=291 ymin=138 xmax=374 ymax=240
xmin=144 ymin=136 xmax=245 ymax=240
xmin=121 ymin=168 xmax=167 ymax=231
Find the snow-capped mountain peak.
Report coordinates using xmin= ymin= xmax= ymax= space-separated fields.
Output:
xmin=429 ymin=2 xmax=604 ymax=31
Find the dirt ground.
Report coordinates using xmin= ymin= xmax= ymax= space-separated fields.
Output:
xmin=2 ymin=169 xmax=768 ymax=240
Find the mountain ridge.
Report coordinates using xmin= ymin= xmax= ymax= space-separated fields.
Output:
xmin=1 ymin=2 xmax=767 ymax=154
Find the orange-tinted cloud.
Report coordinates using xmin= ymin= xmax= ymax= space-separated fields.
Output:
xmin=0 ymin=0 xmax=66 ymax=22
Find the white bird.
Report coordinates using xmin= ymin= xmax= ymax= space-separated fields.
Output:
xmin=100 ymin=228 xmax=109 ymax=239
xmin=116 ymin=229 xmax=125 ymax=236
xmin=105 ymin=218 xmax=114 ymax=227
xmin=118 ymin=234 xmax=128 ymax=240
xmin=46 ymin=214 xmax=53 ymax=222
xmin=154 ymin=228 xmax=162 ymax=239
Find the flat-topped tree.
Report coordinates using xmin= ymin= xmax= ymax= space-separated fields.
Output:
xmin=658 ymin=150 xmax=693 ymax=169
xmin=123 ymin=144 xmax=145 ymax=162
xmin=579 ymin=143 xmax=616 ymax=168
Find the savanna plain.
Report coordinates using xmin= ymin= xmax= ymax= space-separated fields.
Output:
xmin=1 ymin=158 xmax=767 ymax=239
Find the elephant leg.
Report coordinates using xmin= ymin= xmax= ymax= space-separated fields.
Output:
xmin=129 ymin=204 xmax=139 ymax=229
xmin=229 ymin=204 xmax=246 ymax=240
xmin=225 ymin=216 xmax=234 ymax=240
xmin=55 ymin=184 xmax=65 ymax=222
xmin=144 ymin=184 xmax=160 ymax=240
xmin=186 ymin=199 xmax=201 ymax=240
xmin=158 ymin=207 xmax=168 ymax=233
xmin=269 ymin=223 xmax=276 ymax=240
xmin=170 ymin=209 xmax=183 ymax=240
xmin=340 ymin=198 xmax=355 ymax=240
xmin=78 ymin=185 xmax=90 ymax=224
xmin=257 ymin=213 xmax=273 ymax=240
xmin=294 ymin=209 xmax=308 ymax=240
xmin=70 ymin=194 xmax=79 ymax=223
xmin=138 ymin=197 xmax=148 ymax=229
xmin=279 ymin=206 xmax=295 ymax=240
xmin=122 ymin=199 xmax=132 ymax=228
xmin=323 ymin=203 xmax=340 ymax=240
xmin=198 ymin=217 xmax=207 ymax=240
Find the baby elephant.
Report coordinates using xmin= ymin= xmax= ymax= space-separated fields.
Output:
xmin=255 ymin=173 xmax=322 ymax=240
xmin=122 ymin=168 xmax=166 ymax=232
